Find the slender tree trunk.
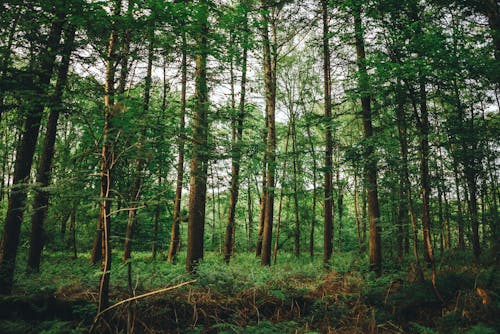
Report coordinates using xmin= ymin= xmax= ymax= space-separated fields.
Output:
xmin=291 ymin=113 xmax=300 ymax=257
xmin=69 ymin=203 xmax=78 ymax=259
xmin=27 ymin=25 xmax=76 ymax=272
xmin=123 ymin=32 xmax=154 ymax=263
xmin=0 ymin=9 xmax=65 ymax=294
xmin=186 ymin=0 xmax=209 ymax=273
xmin=273 ymin=122 xmax=292 ymax=264
xmin=353 ymin=2 xmax=382 ymax=275
xmin=410 ymin=70 xmax=442 ymax=300
xmin=167 ymin=29 xmax=188 ymax=263
xmin=397 ymin=176 xmax=406 ymax=266
xmin=336 ymin=165 xmax=343 ymax=250
xmin=224 ymin=16 xmax=248 ymax=263
xmin=453 ymin=159 xmax=465 ymax=249
xmin=260 ymin=2 xmax=277 ymax=266
xmin=96 ymin=0 xmax=121 ymax=313
xmin=395 ymin=81 xmax=424 ymax=282
xmin=354 ymin=172 xmax=362 ymax=249
xmin=321 ymin=0 xmax=334 ymax=268
xmin=247 ymin=182 xmax=253 ymax=250
xmin=256 ymin=130 xmax=267 ymax=256
xmin=464 ymin=109 xmax=481 ymax=259
xmin=152 ymin=176 xmax=161 ymax=259
xmin=305 ymin=119 xmax=317 ymax=257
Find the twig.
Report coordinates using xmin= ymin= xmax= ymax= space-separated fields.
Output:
xmin=91 ymin=280 xmax=196 ymax=331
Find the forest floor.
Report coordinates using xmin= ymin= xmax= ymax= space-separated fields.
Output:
xmin=0 ymin=249 xmax=498 ymax=333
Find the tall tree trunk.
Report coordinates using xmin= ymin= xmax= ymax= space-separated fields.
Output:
xmin=353 ymin=171 xmax=362 ymax=250
xmin=68 ymin=202 xmax=78 ymax=259
xmin=96 ymin=0 xmax=121 ymax=313
xmin=27 ymin=25 xmax=76 ymax=272
xmin=292 ymin=113 xmax=300 ymax=257
xmin=336 ymin=165 xmax=343 ymax=250
xmin=123 ymin=32 xmax=154 ymax=262
xmin=167 ymin=29 xmax=188 ymax=264
xmin=0 ymin=9 xmax=65 ymax=294
xmin=224 ymin=15 xmax=248 ymax=263
xmin=353 ymin=2 xmax=382 ymax=275
xmin=247 ymin=182 xmax=253 ymax=250
xmin=321 ymin=0 xmax=334 ymax=268
xmin=256 ymin=129 xmax=267 ymax=256
xmin=186 ymin=0 xmax=209 ymax=273
xmin=152 ymin=176 xmax=161 ymax=259
xmin=411 ymin=71 xmax=442 ymax=301
xmin=260 ymin=2 xmax=277 ymax=266
xmin=395 ymin=81 xmax=424 ymax=282
xmin=453 ymin=158 xmax=465 ymax=249
xmin=464 ymin=109 xmax=481 ymax=259
xmin=305 ymin=118 xmax=317 ymax=257
xmin=273 ymin=122 xmax=292 ymax=264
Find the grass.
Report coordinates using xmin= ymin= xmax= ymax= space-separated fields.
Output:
xmin=1 ymin=248 xmax=498 ymax=333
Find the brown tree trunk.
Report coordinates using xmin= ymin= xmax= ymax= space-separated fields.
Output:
xmin=224 ymin=17 xmax=248 ymax=263
xmin=68 ymin=203 xmax=78 ymax=260
xmin=123 ymin=31 xmax=154 ymax=263
xmin=260 ymin=2 xmax=277 ymax=266
xmin=321 ymin=0 xmax=334 ymax=268
xmin=152 ymin=176 xmax=161 ymax=259
xmin=186 ymin=0 xmax=209 ymax=273
xmin=247 ymin=182 xmax=253 ymax=250
xmin=167 ymin=29 xmax=188 ymax=264
xmin=27 ymin=25 xmax=76 ymax=272
xmin=353 ymin=2 xmax=382 ymax=275
xmin=305 ymin=118 xmax=317 ymax=257
xmin=395 ymin=81 xmax=424 ymax=282
xmin=336 ymin=165 xmax=343 ymax=250
xmin=273 ymin=122 xmax=292 ymax=264
xmin=0 ymin=9 xmax=65 ymax=294
xmin=96 ymin=0 xmax=121 ymax=313
xmin=291 ymin=113 xmax=300 ymax=257
xmin=453 ymin=159 xmax=465 ymax=249
xmin=256 ymin=131 xmax=267 ymax=256
xmin=413 ymin=78 xmax=442 ymax=301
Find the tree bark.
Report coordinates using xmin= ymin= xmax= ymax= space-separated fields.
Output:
xmin=305 ymin=117 xmax=317 ymax=257
xmin=291 ymin=112 xmax=300 ymax=257
xmin=273 ymin=122 xmax=292 ymax=264
xmin=122 ymin=30 xmax=154 ymax=263
xmin=260 ymin=2 xmax=277 ymax=266
xmin=96 ymin=0 xmax=121 ymax=313
xmin=186 ymin=0 xmax=209 ymax=273
xmin=395 ymin=81 xmax=424 ymax=282
xmin=224 ymin=15 xmax=248 ymax=263
xmin=27 ymin=24 xmax=76 ymax=272
xmin=321 ymin=0 xmax=334 ymax=268
xmin=353 ymin=2 xmax=382 ymax=275
xmin=0 ymin=8 xmax=65 ymax=294
xmin=167 ymin=27 xmax=188 ymax=264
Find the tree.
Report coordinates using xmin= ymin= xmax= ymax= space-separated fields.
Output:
xmin=186 ymin=0 xmax=210 ymax=273
xmin=321 ymin=0 xmax=334 ymax=268
xmin=168 ymin=0 xmax=189 ymax=264
xmin=27 ymin=22 xmax=77 ymax=272
xmin=352 ymin=0 xmax=382 ymax=275
xmin=224 ymin=1 xmax=250 ymax=264
xmin=260 ymin=0 xmax=278 ymax=266
xmin=0 ymin=2 xmax=67 ymax=294
xmin=96 ymin=0 xmax=121 ymax=312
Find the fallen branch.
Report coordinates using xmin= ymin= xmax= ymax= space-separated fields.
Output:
xmin=90 ymin=280 xmax=196 ymax=332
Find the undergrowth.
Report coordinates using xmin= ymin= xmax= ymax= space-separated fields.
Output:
xmin=0 ymin=249 xmax=497 ymax=333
